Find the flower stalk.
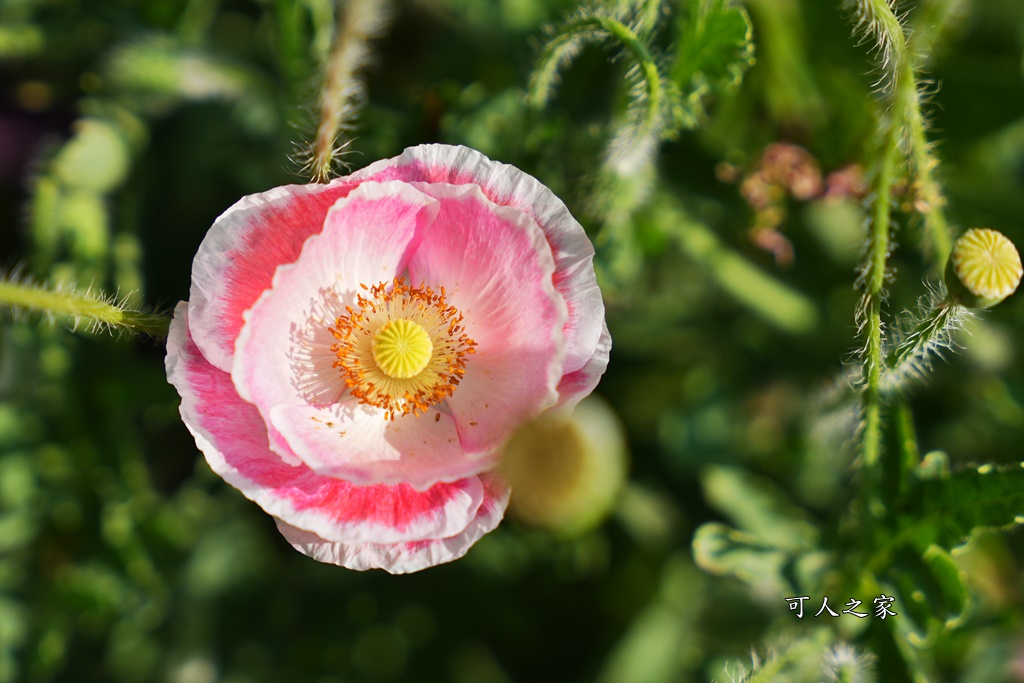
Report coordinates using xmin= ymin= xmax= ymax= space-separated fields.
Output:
xmin=0 ymin=278 xmax=169 ymax=337
xmin=860 ymin=113 xmax=902 ymax=472
xmin=305 ymin=0 xmax=391 ymax=183
xmin=854 ymin=0 xmax=953 ymax=268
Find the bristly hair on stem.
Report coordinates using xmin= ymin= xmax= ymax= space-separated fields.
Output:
xmin=297 ymin=0 xmax=391 ymax=184
xmin=846 ymin=0 xmax=959 ymax=473
xmin=528 ymin=3 xmax=677 ymax=169
xmin=0 ymin=272 xmax=170 ymax=338
xmin=847 ymin=0 xmax=909 ymax=94
xmin=822 ymin=642 xmax=877 ymax=683
xmin=881 ymin=282 xmax=973 ymax=396
xmin=849 ymin=0 xmax=953 ymax=266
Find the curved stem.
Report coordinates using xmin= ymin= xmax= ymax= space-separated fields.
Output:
xmin=530 ymin=13 xmax=663 ymax=140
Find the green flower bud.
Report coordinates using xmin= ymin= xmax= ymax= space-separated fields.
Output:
xmin=944 ymin=228 xmax=1023 ymax=308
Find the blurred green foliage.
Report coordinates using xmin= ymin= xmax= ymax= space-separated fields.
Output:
xmin=3 ymin=0 xmax=1024 ymax=681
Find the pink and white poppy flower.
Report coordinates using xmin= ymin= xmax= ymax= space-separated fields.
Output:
xmin=166 ymin=144 xmax=610 ymax=573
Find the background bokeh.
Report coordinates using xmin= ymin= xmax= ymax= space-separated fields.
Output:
xmin=3 ymin=0 xmax=1024 ymax=681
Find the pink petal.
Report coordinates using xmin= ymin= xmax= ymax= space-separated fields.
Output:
xmin=269 ymin=402 xmax=500 ymax=490
xmin=276 ymin=473 xmax=509 ymax=573
xmin=231 ymin=181 xmax=440 ymax=462
xmin=352 ymin=144 xmax=605 ymax=375
xmin=556 ymin=320 xmax=611 ymax=411
xmin=406 ymin=183 xmax=567 ymax=455
xmin=167 ymin=302 xmax=490 ymax=546
xmin=188 ymin=180 xmax=360 ymax=372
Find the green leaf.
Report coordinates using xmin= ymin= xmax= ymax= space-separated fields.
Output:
xmin=882 ymin=545 xmax=971 ymax=646
xmin=909 ymin=462 xmax=1024 ymax=551
xmin=920 ymin=545 xmax=971 ymax=629
xmin=670 ymin=0 xmax=754 ymax=127
xmin=721 ymin=629 xmax=836 ymax=683
xmin=105 ymin=36 xmax=276 ymax=133
xmin=701 ymin=465 xmax=818 ymax=551
xmin=692 ymin=522 xmax=794 ymax=595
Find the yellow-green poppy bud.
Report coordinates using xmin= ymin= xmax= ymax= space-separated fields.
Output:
xmin=945 ymin=228 xmax=1023 ymax=308
xmin=501 ymin=396 xmax=628 ymax=535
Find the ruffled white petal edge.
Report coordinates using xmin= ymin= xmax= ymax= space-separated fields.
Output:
xmin=189 ymin=180 xmax=357 ymax=372
xmin=167 ymin=301 xmax=490 ymax=546
xmin=230 ymin=181 xmax=441 ymax=464
xmin=276 ymin=473 xmax=510 ymax=573
xmin=556 ymin=320 xmax=611 ymax=411
xmin=406 ymin=182 xmax=568 ymax=456
xmin=351 ymin=144 xmax=605 ymax=376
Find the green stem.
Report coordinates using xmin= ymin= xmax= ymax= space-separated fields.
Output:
xmin=899 ymin=60 xmax=952 ymax=267
xmin=657 ymin=196 xmax=818 ymax=334
xmin=891 ymin=399 xmax=920 ymax=502
xmin=861 ymin=114 xmax=902 ymax=472
xmin=530 ymin=13 xmax=663 ymax=139
xmin=599 ymin=17 xmax=663 ymax=141
xmin=0 ymin=280 xmax=169 ymax=337
xmin=854 ymin=0 xmax=908 ymax=549
xmin=858 ymin=0 xmax=953 ymax=267
xmin=307 ymin=0 xmax=390 ymax=183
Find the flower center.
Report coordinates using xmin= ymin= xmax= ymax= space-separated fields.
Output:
xmin=329 ymin=278 xmax=477 ymax=419
xmin=371 ymin=319 xmax=433 ymax=379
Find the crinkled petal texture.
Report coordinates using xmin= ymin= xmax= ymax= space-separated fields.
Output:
xmin=168 ymin=144 xmax=609 ymax=572
xmin=167 ymin=304 xmax=508 ymax=572
xmin=353 ymin=145 xmax=608 ymax=397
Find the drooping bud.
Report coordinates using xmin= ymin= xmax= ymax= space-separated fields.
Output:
xmin=944 ymin=228 xmax=1023 ymax=308
xmin=500 ymin=396 xmax=628 ymax=535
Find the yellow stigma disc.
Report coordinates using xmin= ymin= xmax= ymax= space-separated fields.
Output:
xmin=951 ymin=228 xmax=1023 ymax=303
xmin=371 ymin=319 xmax=433 ymax=379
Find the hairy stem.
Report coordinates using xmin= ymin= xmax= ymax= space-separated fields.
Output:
xmin=899 ymin=61 xmax=951 ymax=266
xmin=0 ymin=279 xmax=169 ymax=337
xmin=853 ymin=0 xmax=907 ymax=91
xmin=861 ymin=115 xmax=902 ymax=472
xmin=530 ymin=13 xmax=663 ymax=141
xmin=307 ymin=0 xmax=390 ymax=183
xmin=857 ymin=0 xmax=953 ymax=267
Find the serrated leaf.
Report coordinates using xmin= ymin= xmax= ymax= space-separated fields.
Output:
xmin=909 ymin=462 xmax=1024 ymax=551
xmin=692 ymin=522 xmax=794 ymax=596
xmin=670 ymin=0 xmax=754 ymax=126
xmin=701 ymin=465 xmax=817 ymax=551
xmin=882 ymin=545 xmax=971 ymax=646
xmin=921 ymin=545 xmax=971 ymax=628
